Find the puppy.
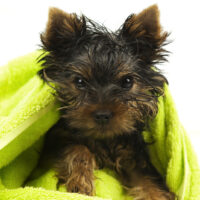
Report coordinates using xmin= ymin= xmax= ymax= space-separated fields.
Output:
xmin=38 ymin=5 xmax=175 ymax=200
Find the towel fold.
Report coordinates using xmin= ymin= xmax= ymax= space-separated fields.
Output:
xmin=0 ymin=51 xmax=199 ymax=200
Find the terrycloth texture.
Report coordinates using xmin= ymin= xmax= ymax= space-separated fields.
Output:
xmin=0 ymin=51 xmax=200 ymax=200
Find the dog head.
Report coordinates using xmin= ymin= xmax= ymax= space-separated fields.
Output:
xmin=39 ymin=5 xmax=169 ymax=138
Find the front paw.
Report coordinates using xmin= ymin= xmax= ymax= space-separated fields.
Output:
xmin=129 ymin=187 xmax=175 ymax=200
xmin=67 ymin=175 xmax=95 ymax=196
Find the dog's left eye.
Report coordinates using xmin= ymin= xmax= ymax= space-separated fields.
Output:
xmin=121 ymin=76 xmax=133 ymax=89
xmin=74 ymin=77 xmax=86 ymax=89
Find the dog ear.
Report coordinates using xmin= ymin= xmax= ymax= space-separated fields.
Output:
xmin=120 ymin=4 xmax=169 ymax=65
xmin=41 ymin=7 xmax=86 ymax=53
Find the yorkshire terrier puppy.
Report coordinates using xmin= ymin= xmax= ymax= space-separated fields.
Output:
xmin=38 ymin=4 xmax=175 ymax=200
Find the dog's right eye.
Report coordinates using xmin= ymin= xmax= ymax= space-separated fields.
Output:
xmin=74 ymin=77 xmax=86 ymax=89
xmin=121 ymin=76 xmax=134 ymax=89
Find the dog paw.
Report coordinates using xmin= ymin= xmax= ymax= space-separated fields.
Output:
xmin=129 ymin=187 xmax=175 ymax=200
xmin=160 ymin=191 xmax=176 ymax=200
xmin=148 ymin=191 xmax=175 ymax=200
xmin=66 ymin=176 xmax=94 ymax=196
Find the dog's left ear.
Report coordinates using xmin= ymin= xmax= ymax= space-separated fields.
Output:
xmin=120 ymin=4 xmax=169 ymax=65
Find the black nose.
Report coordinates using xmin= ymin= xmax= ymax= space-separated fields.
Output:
xmin=94 ymin=110 xmax=113 ymax=125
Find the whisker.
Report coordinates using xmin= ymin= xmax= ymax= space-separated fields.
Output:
xmin=57 ymin=106 xmax=69 ymax=111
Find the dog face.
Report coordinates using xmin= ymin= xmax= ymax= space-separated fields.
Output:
xmin=39 ymin=5 xmax=169 ymax=138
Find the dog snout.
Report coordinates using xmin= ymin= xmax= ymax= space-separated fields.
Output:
xmin=93 ymin=110 xmax=113 ymax=125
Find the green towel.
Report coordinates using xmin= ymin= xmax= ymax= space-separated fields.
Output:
xmin=0 ymin=51 xmax=200 ymax=200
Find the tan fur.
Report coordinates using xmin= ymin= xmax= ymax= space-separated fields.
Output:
xmin=55 ymin=145 xmax=96 ymax=196
xmin=127 ymin=178 xmax=175 ymax=200
xmin=63 ymin=101 xmax=141 ymax=138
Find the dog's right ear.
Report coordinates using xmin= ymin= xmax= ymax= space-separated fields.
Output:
xmin=41 ymin=7 xmax=86 ymax=53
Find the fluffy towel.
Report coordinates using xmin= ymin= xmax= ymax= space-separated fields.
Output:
xmin=0 ymin=51 xmax=200 ymax=200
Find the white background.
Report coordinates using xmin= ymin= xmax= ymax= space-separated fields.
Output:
xmin=0 ymin=0 xmax=199 ymax=160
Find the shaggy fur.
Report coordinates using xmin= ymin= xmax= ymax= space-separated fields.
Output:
xmin=38 ymin=5 xmax=175 ymax=200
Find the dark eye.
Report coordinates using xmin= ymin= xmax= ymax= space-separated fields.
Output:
xmin=121 ymin=76 xmax=133 ymax=89
xmin=74 ymin=77 xmax=86 ymax=89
